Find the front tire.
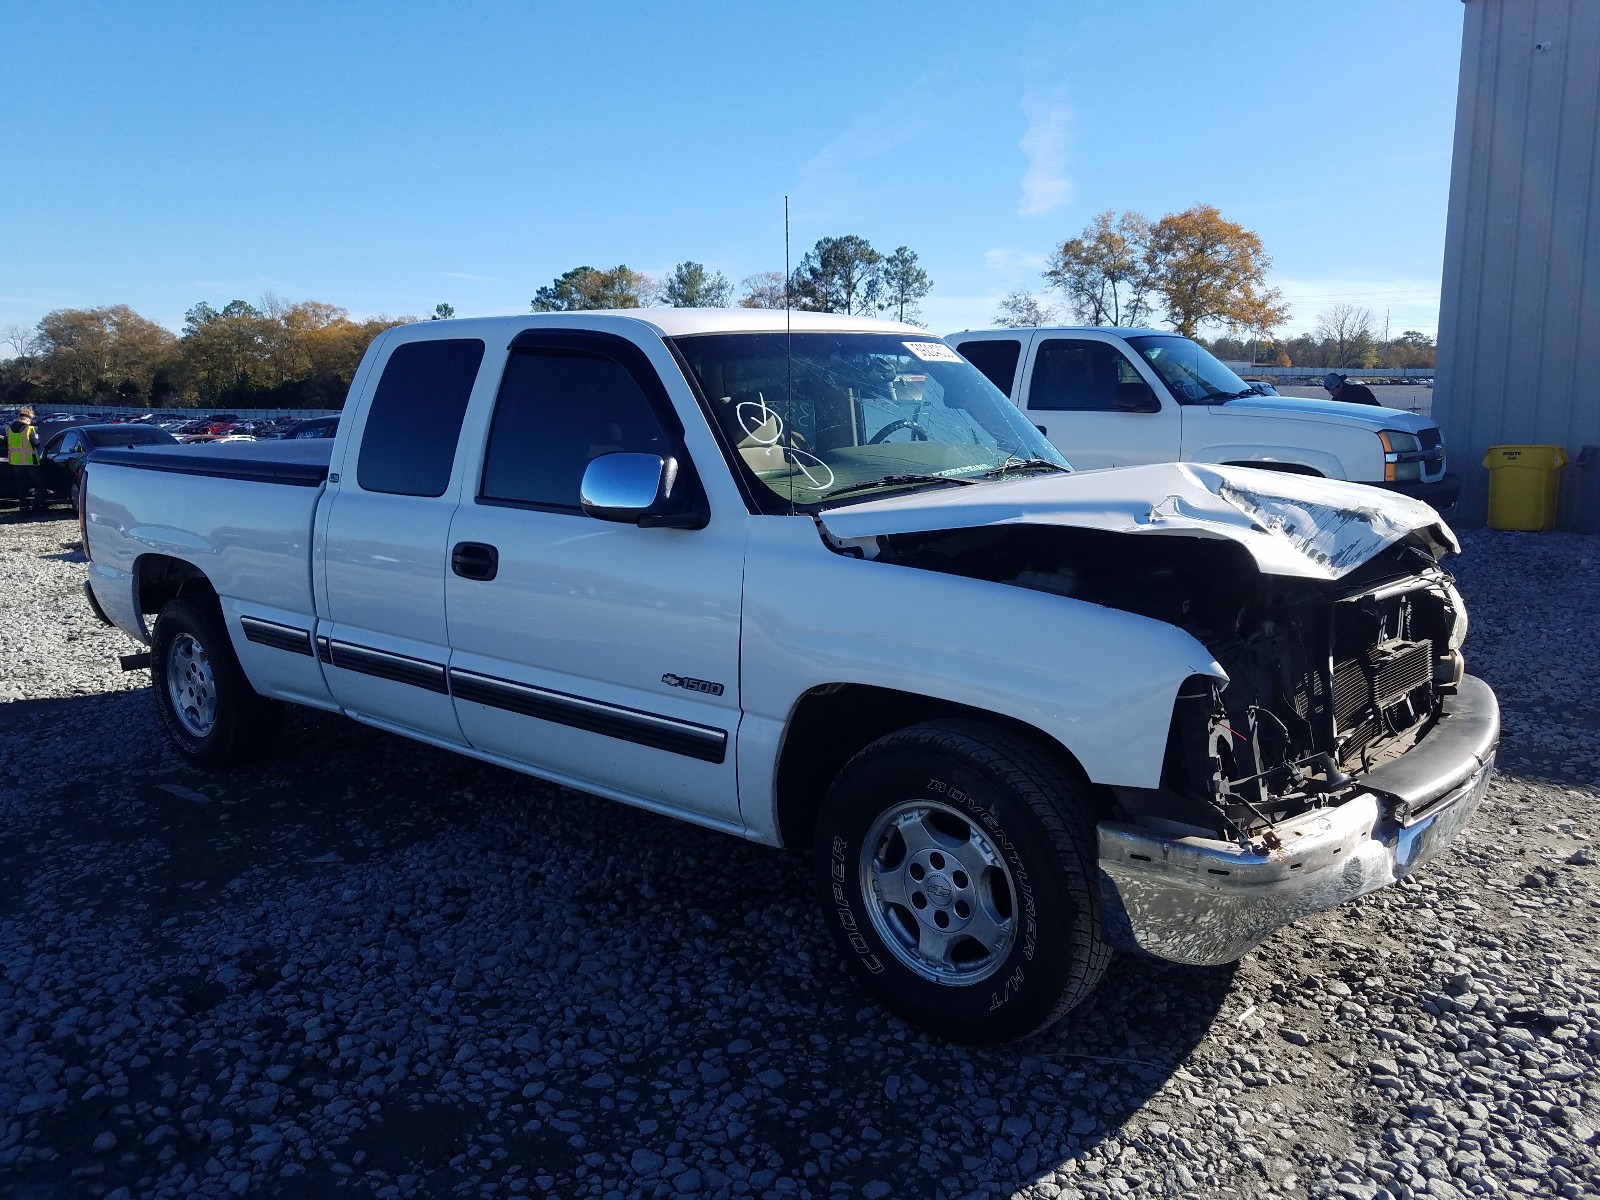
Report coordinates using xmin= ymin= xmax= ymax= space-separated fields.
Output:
xmin=151 ymin=596 xmax=282 ymax=769
xmin=814 ymin=720 xmax=1109 ymax=1043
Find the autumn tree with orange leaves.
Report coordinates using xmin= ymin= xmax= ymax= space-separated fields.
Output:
xmin=1044 ymin=204 xmax=1288 ymax=338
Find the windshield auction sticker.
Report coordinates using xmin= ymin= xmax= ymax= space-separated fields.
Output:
xmin=903 ymin=341 xmax=963 ymax=363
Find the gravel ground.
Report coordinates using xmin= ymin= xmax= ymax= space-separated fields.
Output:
xmin=1 ymin=510 xmax=1596 ymax=1200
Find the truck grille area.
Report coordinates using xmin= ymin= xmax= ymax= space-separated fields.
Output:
xmin=1179 ymin=563 xmax=1460 ymax=835
xmin=1332 ymin=638 xmax=1435 ymax=760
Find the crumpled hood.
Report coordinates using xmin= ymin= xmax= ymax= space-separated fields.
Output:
xmin=818 ymin=462 xmax=1458 ymax=581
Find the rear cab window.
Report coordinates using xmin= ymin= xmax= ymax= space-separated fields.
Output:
xmin=356 ymin=338 xmax=485 ymax=496
xmin=954 ymin=339 xmax=1023 ymax=397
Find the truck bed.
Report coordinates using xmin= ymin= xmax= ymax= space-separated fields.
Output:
xmin=84 ymin=439 xmax=332 ymax=650
xmin=90 ymin=438 xmax=332 ymax=486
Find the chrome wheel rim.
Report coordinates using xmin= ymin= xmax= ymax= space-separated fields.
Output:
xmin=859 ymin=798 xmax=1018 ymax=985
xmin=167 ymin=633 xmax=217 ymax=738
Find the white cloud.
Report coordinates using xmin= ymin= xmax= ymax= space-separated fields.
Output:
xmin=1017 ymin=93 xmax=1073 ymax=217
xmin=983 ymin=248 xmax=1049 ymax=277
xmin=791 ymin=74 xmax=944 ymax=225
xmin=444 ymin=271 xmax=504 ymax=284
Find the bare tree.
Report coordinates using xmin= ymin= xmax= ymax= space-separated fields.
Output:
xmin=994 ymin=290 xmax=1059 ymax=328
xmin=1315 ymin=304 xmax=1377 ymax=366
xmin=738 ymin=271 xmax=789 ymax=310
xmin=1 ymin=323 xmax=35 ymax=359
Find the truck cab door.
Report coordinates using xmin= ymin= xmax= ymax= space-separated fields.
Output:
xmin=443 ymin=330 xmax=744 ymax=826
xmin=1018 ymin=336 xmax=1180 ymax=470
xmin=317 ymin=335 xmax=486 ymax=744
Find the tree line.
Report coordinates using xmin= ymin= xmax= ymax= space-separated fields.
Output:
xmin=0 ymin=234 xmax=933 ymax=410
xmin=0 ymin=212 xmax=1435 ymax=410
xmin=1204 ymin=314 xmax=1436 ymax=372
xmin=529 ymin=235 xmax=932 ymax=322
xmin=0 ymin=297 xmax=418 ymax=411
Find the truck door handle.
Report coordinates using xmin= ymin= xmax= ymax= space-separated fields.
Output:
xmin=451 ymin=542 xmax=499 ymax=581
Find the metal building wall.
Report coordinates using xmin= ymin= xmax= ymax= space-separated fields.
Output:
xmin=1434 ymin=0 xmax=1600 ymax=525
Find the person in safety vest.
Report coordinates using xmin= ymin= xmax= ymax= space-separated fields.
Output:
xmin=7 ymin=407 xmax=43 ymax=514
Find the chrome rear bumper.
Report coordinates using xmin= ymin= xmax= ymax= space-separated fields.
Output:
xmin=1096 ymin=675 xmax=1499 ymax=966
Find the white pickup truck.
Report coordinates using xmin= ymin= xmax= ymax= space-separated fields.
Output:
xmin=947 ymin=327 xmax=1460 ymax=511
xmin=81 ymin=309 xmax=1498 ymax=1043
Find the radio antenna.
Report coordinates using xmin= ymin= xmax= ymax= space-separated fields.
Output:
xmin=785 ymin=195 xmax=794 ymax=512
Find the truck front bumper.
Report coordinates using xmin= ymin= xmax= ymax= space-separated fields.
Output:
xmin=1095 ymin=674 xmax=1499 ymax=966
xmin=1375 ymin=471 xmax=1460 ymax=512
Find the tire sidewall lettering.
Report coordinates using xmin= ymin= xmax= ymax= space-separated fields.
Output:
xmin=834 ymin=769 xmax=1040 ymax=1010
xmin=925 ymin=775 xmax=1039 ymax=1002
xmin=830 ymin=835 xmax=882 ymax=975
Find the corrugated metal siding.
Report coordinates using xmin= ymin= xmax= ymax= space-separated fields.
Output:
xmin=1435 ymin=0 xmax=1600 ymax=525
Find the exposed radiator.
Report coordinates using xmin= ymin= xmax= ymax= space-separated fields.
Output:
xmin=1333 ymin=638 xmax=1434 ymax=754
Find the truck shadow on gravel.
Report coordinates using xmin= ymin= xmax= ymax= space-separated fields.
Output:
xmin=1 ymin=690 xmax=1235 ymax=1198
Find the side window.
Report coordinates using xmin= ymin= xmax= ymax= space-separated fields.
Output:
xmin=1027 ymin=340 xmax=1148 ymax=412
xmin=956 ymin=339 xmax=1023 ymax=396
xmin=356 ymin=338 xmax=485 ymax=497
xmin=55 ymin=432 xmax=82 ymax=456
xmin=480 ymin=349 xmax=671 ymax=511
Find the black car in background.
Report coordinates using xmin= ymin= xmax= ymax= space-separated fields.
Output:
xmin=3 ymin=423 xmax=177 ymax=511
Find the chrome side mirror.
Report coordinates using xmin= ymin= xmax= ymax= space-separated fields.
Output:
xmin=580 ymin=452 xmax=677 ymax=523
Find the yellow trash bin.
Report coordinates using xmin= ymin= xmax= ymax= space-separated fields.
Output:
xmin=1482 ymin=445 xmax=1568 ymax=531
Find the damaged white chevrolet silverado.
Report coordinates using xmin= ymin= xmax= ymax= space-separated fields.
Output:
xmin=80 ymin=310 xmax=1499 ymax=1043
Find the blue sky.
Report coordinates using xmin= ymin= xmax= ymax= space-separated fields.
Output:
xmin=0 ymin=1 xmax=1465 ymax=343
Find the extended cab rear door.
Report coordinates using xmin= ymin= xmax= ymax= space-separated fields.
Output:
xmin=315 ymin=331 xmax=487 ymax=744
xmin=442 ymin=328 xmax=745 ymax=826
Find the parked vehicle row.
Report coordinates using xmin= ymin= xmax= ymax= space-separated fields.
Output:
xmin=81 ymin=309 xmax=1497 ymax=1043
xmin=3 ymin=422 xmax=178 ymax=512
xmin=2 ymin=410 xmax=340 ymax=509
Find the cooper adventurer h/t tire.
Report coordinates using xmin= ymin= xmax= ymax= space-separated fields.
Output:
xmin=151 ymin=596 xmax=282 ymax=770
xmin=814 ymin=720 xmax=1109 ymax=1043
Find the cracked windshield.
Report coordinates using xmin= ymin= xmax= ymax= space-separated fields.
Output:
xmin=673 ymin=332 xmax=1069 ymax=506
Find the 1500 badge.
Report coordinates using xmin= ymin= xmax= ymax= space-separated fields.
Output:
xmin=662 ymin=673 xmax=725 ymax=697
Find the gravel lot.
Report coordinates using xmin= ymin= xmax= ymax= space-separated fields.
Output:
xmin=1 ymin=510 xmax=1596 ymax=1200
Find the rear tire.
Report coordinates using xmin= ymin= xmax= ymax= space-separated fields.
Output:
xmin=813 ymin=719 xmax=1109 ymax=1043
xmin=151 ymin=596 xmax=282 ymax=769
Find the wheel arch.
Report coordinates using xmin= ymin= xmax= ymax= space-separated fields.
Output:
xmin=134 ymin=554 xmax=219 ymax=638
xmin=773 ymin=683 xmax=1104 ymax=850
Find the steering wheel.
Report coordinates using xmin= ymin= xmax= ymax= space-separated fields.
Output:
xmin=868 ymin=418 xmax=929 ymax=445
